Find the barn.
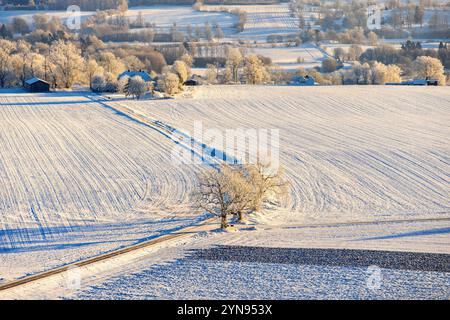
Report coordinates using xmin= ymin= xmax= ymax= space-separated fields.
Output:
xmin=24 ymin=78 xmax=50 ymax=92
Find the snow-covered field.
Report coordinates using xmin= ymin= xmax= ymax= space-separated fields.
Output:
xmin=203 ymin=4 xmax=306 ymax=39
xmin=382 ymin=8 xmax=450 ymax=30
xmin=125 ymin=5 xmax=236 ymax=33
xmin=0 ymin=91 xmax=203 ymax=282
xmin=117 ymin=85 xmax=450 ymax=221
xmin=1 ymin=86 xmax=449 ymax=299
xmin=0 ymin=4 xmax=297 ymax=38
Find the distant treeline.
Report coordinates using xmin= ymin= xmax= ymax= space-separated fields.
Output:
xmin=377 ymin=29 xmax=450 ymax=40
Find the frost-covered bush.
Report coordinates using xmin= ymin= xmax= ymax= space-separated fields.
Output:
xmin=123 ymin=76 xmax=148 ymax=99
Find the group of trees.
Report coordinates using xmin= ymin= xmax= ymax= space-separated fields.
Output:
xmin=359 ymin=41 xmax=449 ymax=76
xmin=0 ymin=6 xmax=229 ymax=46
xmin=287 ymin=0 xmax=450 ymax=41
xmin=264 ymin=28 xmax=379 ymax=48
xmin=387 ymin=2 xmax=449 ymax=30
xmin=299 ymin=40 xmax=447 ymax=86
xmin=0 ymin=35 xmax=169 ymax=91
xmin=319 ymin=54 xmax=445 ymax=86
xmin=158 ymin=55 xmax=191 ymax=95
xmin=289 ymin=0 xmax=368 ymax=32
xmin=0 ymin=39 xmax=84 ymax=88
xmin=333 ymin=44 xmax=365 ymax=63
xmin=340 ymin=61 xmax=402 ymax=85
xmin=195 ymin=161 xmax=289 ymax=229
xmin=388 ymin=5 xmax=425 ymax=29
xmin=220 ymin=48 xmax=271 ymax=84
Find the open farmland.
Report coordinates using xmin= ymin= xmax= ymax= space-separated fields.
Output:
xmin=114 ymin=85 xmax=450 ymax=222
xmin=0 ymin=92 xmax=202 ymax=282
xmin=251 ymin=43 xmax=328 ymax=70
xmin=203 ymin=4 xmax=310 ymax=39
xmin=0 ymin=5 xmax=237 ymax=34
xmin=124 ymin=5 xmax=237 ymax=33
xmin=1 ymin=86 xmax=449 ymax=296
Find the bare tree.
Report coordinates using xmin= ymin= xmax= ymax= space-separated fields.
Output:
xmin=85 ymin=58 xmax=104 ymax=90
xmin=206 ymin=63 xmax=218 ymax=84
xmin=244 ymin=55 xmax=270 ymax=84
xmin=245 ymin=160 xmax=290 ymax=214
xmin=194 ymin=164 xmax=250 ymax=229
xmin=172 ymin=60 xmax=190 ymax=84
xmin=13 ymin=40 xmax=32 ymax=87
xmin=158 ymin=72 xmax=180 ymax=95
xmin=226 ymin=48 xmax=243 ymax=83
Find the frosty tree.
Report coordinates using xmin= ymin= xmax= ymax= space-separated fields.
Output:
xmin=413 ymin=56 xmax=446 ymax=85
xmin=124 ymin=76 xmax=147 ymax=99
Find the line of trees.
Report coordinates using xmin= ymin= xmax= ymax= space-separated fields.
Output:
xmin=315 ymin=55 xmax=445 ymax=86
xmin=0 ymin=36 xmax=167 ymax=89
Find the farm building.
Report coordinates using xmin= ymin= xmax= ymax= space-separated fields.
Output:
xmin=290 ymin=75 xmax=316 ymax=86
xmin=24 ymin=78 xmax=50 ymax=92
xmin=118 ymin=70 xmax=153 ymax=82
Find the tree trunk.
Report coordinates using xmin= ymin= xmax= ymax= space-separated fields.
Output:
xmin=237 ymin=211 xmax=244 ymax=222
xmin=220 ymin=214 xmax=228 ymax=229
